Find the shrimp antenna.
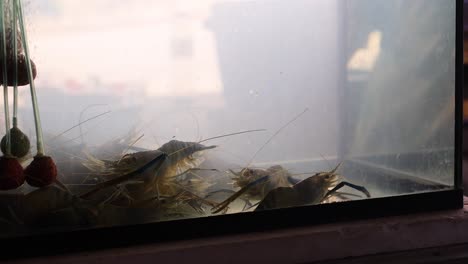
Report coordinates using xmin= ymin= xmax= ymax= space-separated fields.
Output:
xmin=167 ymin=129 xmax=267 ymax=158
xmin=244 ymin=108 xmax=309 ymax=169
xmin=198 ymin=129 xmax=266 ymax=144
xmin=78 ymin=104 xmax=109 ymax=145
xmin=51 ymin=110 xmax=111 ymax=141
xmin=319 ymin=153 xmax=333 ymax=171
xmin=329 ymin=162 xmax=342 ymax=174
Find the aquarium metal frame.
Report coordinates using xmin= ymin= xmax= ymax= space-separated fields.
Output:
xmin=1 ymin=0 xmax=464 ymax=260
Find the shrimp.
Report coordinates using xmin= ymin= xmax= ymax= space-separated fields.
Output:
xmin=210 ymin=108 xmax=371 ymax=213
xmin=81 ymin=140 xmax=216 ymax=204
xmin=80 ymin=129 xmax=265 ymax=210
xmin=212 ymin=163 xmax=370 ymax=213
xmin=254 ymin=163 xmax=371 ymax=211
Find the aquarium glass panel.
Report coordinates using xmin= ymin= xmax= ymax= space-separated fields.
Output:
xmin=0 ymin=0 xmax=456 ymax=237
xmin=343 ymin=0 xmax=456 ymax=196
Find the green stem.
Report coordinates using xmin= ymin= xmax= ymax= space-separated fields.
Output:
xmin=16 ymin=0 xmax=44 ymax=156
xmin=0 ymin=0 xmax=11 ymax=157
xmin=12 ymin=0 xmax=17 ymax=128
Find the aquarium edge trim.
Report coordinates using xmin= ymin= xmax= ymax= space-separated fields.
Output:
xmin=0 ymin=189 xmax=463 ymax=261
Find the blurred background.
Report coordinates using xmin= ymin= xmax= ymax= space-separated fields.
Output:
xmin=17 ymin=0 xmax=342 ymax=166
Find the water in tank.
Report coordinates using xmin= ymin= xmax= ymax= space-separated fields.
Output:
xmin=0 ymin=0 xmax=456 ymax=237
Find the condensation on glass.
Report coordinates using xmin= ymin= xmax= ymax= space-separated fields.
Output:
xmin=0 ymin=0 xmax=456 ymax=237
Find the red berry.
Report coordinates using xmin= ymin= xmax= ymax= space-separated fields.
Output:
xmin=0 ymin=55 xmax=37 ymax=86
xmin=25 ymin=155 xmax=57 ymax=187
xmin=0 ymin=156 xmax=24 ymax=190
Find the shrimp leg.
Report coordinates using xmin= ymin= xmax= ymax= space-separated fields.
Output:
xmin=323 ymin=181 xmax=371 ymax=201
xmin=212 ymin=175 xmax=270 ymax=214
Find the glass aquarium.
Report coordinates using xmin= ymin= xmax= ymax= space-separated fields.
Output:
xmin=0 ymin=0 xmax=463 ymax=258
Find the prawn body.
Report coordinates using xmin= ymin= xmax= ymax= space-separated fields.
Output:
xmin=82 ymin=140 xmax=216 ymax=204
xmin=213 ymin=163 xmax=371 ymax=213
xmin=254 ymin=171 xmax=339 ymax=211
xmin=230 ymin=165 xmax=296 ymax=199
